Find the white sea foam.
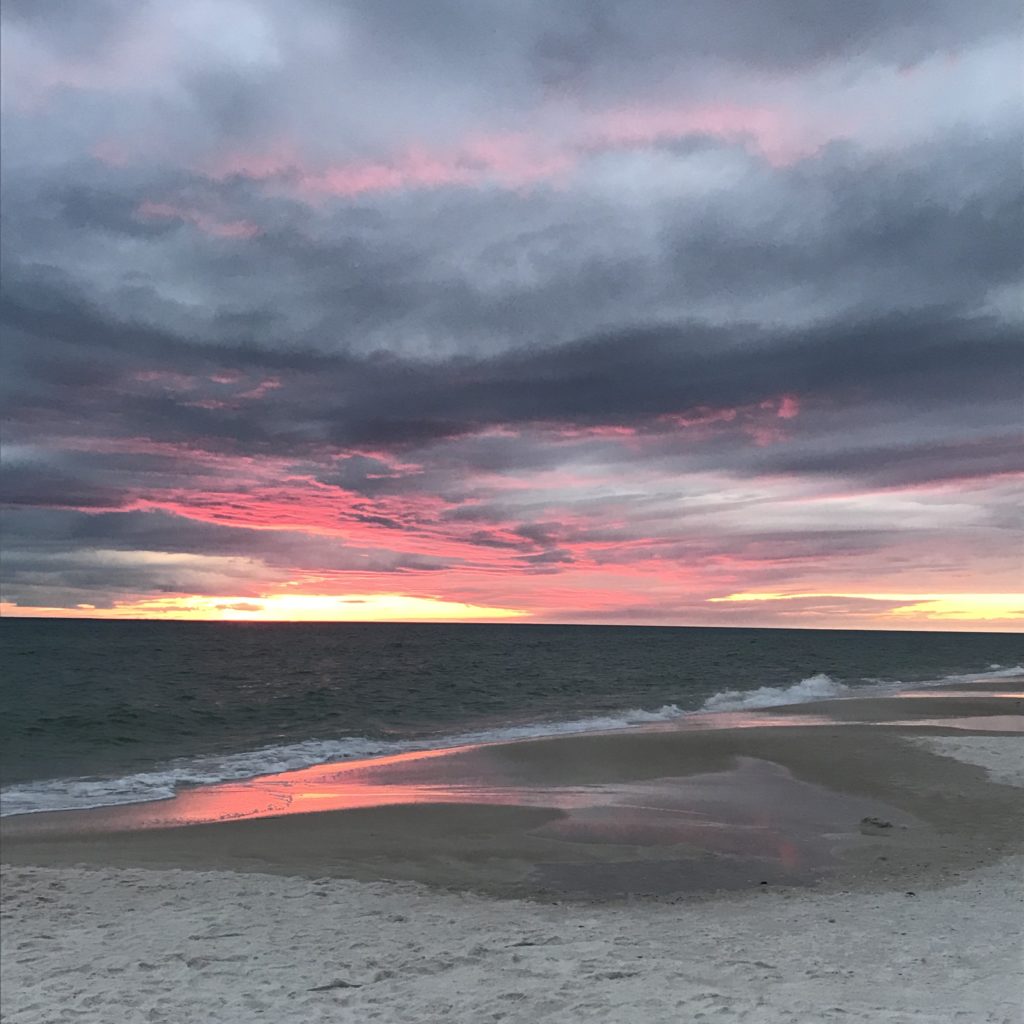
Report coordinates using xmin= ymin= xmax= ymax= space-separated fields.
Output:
xmin=3 ymin=664 xmax=1020 ymax=817
xmin=700 ymin=672 xmax=849 ymax=711
xmin=700 ymin=663 xmax=1023 ymax=713
xmin=875 ymin=664 xmax=1024 ymax=688
xmin=0 ymin=705 xmax=689 ymax=817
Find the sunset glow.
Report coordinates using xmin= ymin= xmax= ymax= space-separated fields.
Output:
xmin=0 ymin=594 xmax=528 ymax=623
xmin=710 ymin=593 xmax=1024 ymax=625
xmin=2 ymin=3 xmax=1021 ymax=631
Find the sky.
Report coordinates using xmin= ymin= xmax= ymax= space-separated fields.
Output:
xmin=1 ymin=1 xmax=1022 ymax=630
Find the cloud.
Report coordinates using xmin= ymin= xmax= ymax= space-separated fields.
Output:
xmin=1 ymin=463 xmax=131 ymax=509
xmin=1 ymin=1 xmax=1021 ymax=626
xmin=4 ymin=266 xmax=1019 ymax=458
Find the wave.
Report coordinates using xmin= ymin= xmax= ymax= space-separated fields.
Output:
xmin=0 ymin=736 xmax=410 ymax=818
xmin=700 ymin=662 xmax=1022 ymax=713
xmin=700 ymin=672 xmax=848 ymax=711
xmin=880 ymin=663 xmax=1024 ymax=687
xmin=3 ymin=663 xmax=1019 ymax=817
xmin=0 ymin=704 xmax=689 ymax=817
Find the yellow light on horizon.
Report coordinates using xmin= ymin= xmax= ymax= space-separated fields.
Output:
xmin=217 ymin=593 xmax=528 ymax=622
xmin=884 ymin=594 xmax=1024 ymax=622
xmin=709 ymin=591 xmax=1023 ymax=622
xmin=0 ymin=593 xmax=529 ymax=623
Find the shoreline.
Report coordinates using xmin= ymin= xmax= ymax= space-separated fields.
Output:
xmin=3 ymin=684 xmax=1022 ymax=1023
xmin=3 ymin=666 xmax=1020 ymax=819
xmin=4 ymin=667 xmax=1019 ymax=819
xmin=3 ymin=683 xmax=1021 ymax=898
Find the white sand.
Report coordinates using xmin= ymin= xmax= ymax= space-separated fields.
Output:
xmin=908 ymin=734 xmax=1024 ymax=787
xmin=3 ymin=857 xmax=1022 ymax=1024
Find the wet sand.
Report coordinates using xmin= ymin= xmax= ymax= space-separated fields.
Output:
xmin=3 ymin=683 xmax=1022 ymax=897
xmin=768 ymin=680 xmax=1022 ymax=724
xmin=3 ymin=682 xmax=1022 ymax=1023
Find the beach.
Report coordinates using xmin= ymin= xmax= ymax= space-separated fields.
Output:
xmin=4 ymin=851 xmax=1021 ymax=1023
xmin=5 ymin=0 xmax=1022 ymax=1017
xmin=3 ymin=680 xmax=1022 ymax=1022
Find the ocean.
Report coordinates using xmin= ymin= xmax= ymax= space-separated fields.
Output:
xmin=1 ymin=619 xmax=1020 ymax=816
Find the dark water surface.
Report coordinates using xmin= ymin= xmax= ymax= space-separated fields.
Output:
xmin=1 ymin=619 xmax=1020 ymax=813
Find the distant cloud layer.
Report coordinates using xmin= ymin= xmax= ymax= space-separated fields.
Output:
xmin=2 ymin=0 xmax=1022 ymax=627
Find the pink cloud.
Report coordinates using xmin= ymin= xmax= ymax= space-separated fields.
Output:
xmin=293 ymin=135 xmax=574 ymax=198
xmin=658 ymin=406 xmax=740 ymax=430
xmin=130 ymin=369 xmax=284 ymax=412
xmin=132 ymin=370 xmax=199 ymax=388
xmin=181 ymin=398 xmax=234 ymax=410
xmin=746 ymin=394 xmax=801 ymax=442
xmin=653 ymin=396 xmax=801 ymax=442
xmin=238 ymin=377 xmax=282 ymax=401
xmin=17 ymin=420 xmax=1018 ymax=629
xmin=584 ymin=102 xmax=811 ymax=166
xmin=546 ymin=424 xmax=641 ymax=442
xmin=186 ymin=99 xmax=835 ymax=202
xmin=777 ymin=395 xmax=800 ymax=419
xmin=135 ymin=200 xmax=260 ymax=239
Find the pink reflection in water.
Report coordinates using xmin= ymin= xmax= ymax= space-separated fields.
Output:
xmin=8 ymin=714 xmax=852 ymax=835
xmin=83 ymin=744 xmax=512 ymax=830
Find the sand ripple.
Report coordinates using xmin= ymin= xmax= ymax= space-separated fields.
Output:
xmin=2 ymin=859 xmax=1021 ymax=1023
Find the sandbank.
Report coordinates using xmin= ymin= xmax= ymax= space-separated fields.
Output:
xmin=2 ymin=681 xmax=1022 ymax=1022
xmin=3 ymin=685 xmax=1022 ymax=894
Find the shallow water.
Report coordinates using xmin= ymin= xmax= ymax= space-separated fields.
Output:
xmin=0 ymin=706 xmax=932 ymax=835
xmin=2 ymin=618 xmax=1020 ymax=814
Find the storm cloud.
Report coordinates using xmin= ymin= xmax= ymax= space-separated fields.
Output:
xmin=1 ymin=1 xmax=1021 ymax=627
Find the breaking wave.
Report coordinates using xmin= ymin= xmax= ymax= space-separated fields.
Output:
xmin=3 ymin=663 xmax=1018 ymax=817
xmin=0 ymin=704 xmax=689 ymax=817
xmin=700 ymin=672 xmax=848 ymax=711
xmin=700 ymin=663 xmax=1022 ymax=713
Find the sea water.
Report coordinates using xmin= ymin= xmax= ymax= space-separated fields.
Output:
xmin=1 ymin=619 xmax=1020 ymax=815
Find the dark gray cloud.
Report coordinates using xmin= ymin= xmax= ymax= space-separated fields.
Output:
xmin=0 ymin=464 xmax=130 ymax=509
xmin=0 ymin=506 xmax=455 ymax=609
xmin=1 ymin=0 xmax=1020 ymax=621
xmin=3 ymin=260 xmax=1018 ymax=457
xmin=3 ymin=123 xmax=1019 ymax=380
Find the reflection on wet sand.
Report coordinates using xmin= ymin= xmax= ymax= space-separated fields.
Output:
xmin=3 ymin=716 xmax=920 ymax=892
xmin=4 ymin=695 xmax=1018 ymax=838
xmin=3 ymin=713 xmax=837 ymax=834
xmin=2 ymin=749 xmax=920 ymax=892
xmin=525 ymin=756 xmax=919 ymax=893
xmin=3 ymin=685 xmax=1022 ymax=897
